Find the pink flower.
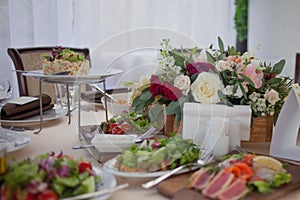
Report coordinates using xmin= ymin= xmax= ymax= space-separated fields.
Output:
xmin=238 ymin=64 xmax=263 ymax=89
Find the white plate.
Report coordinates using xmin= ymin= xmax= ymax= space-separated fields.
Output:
xmin=23 ymin=68 xmax=123 ymax=84
xmin=0 ymin=107 xmax=67 ymax=125
xmin=77 ymin=166 xmax=117 ymax=200
xmin=0 ymin=129 xmax=31 ymax=152
xmin=104 ymin=157 xmax=197 ymax=178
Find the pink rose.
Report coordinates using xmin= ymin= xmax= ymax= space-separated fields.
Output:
xmin=238 ymin=64 xmax=263 ymax=89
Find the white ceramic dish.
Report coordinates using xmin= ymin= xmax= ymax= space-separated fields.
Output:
xmin=101 ymin=93 xmax=134 ymax=115
xmin=0 ymin=107 xmax=67 ymax=125
xmin=91 ymin=134 xmax=137 ymax=153
xmin=23 ymin=68 xmax=123 ymax=84
xmin=104 ymin=158 xmax=198 ymax=179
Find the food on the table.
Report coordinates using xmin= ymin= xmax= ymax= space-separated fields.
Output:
xmin=187 ymin=153 xmax=292 ymax=200
xmin=100 ymin=112 xmax=152 ymax=135
xmin=0 ymin=152 xmax=100 ymax=200
xmin=42 ymin=46 xmax=90 ymax=75
xmin=113 ymin=134 xmax=200 ymax=172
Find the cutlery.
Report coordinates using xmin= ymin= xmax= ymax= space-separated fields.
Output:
xmin=12 ymin=70 xmax=71 ymax=75
xmin=72 ymin=144 xmax=94 ymax=149
xmin=89 ymin=83 xmax=118 ymax=103
xmin=60 ymin=183 xmax=129 ymax=200
xmin=142 ymin=149 xmax=214 ymax=189
xmin=135 ymin=126 xmax=156 ymax=143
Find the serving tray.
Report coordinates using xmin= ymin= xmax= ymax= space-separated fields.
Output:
xmin=157 ymin=156 xmax=300 ymax=200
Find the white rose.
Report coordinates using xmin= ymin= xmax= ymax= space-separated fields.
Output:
xmin=215 ymin=60 xmax=233 ymax=71
xmin=250 ymin=59 xmax=262 ymax=68
xmin=191 ymin=72 xmax=224 ymax=104
xmin=174 ymin=75 xmax=190 ymax=95
xmin=264 ymin=89 xmax=280 ymax=105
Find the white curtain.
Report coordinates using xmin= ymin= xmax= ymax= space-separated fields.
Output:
xmin=0 ymin=0 xmax=236 ymax=97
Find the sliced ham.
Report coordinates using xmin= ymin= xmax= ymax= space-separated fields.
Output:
xmin=218 ymin=178 xmax=249 ymax=200
xmin=187 ymin=167 xmax=215 ymax=190
xmin=202 ymin=170 xmax=234 ymax=199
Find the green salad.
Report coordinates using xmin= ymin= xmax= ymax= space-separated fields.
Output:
xmin=114 ymin=133 xmax=200 ymax=172
xmin=0 ymin=152 xmax=100 ymax=200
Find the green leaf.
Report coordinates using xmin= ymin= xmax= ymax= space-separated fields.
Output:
xmin=217 ymin=90 xmax=233 ymax=107
xmin=169 ymin=50 xmax=193 ymax=67
xmin=268 ymin=78 xmax=282 ymax=85
xmin=165 ymin=96 xmax=187 ymax=115
xmin=228 ymin=46 xmax=237 ymax=55
xmin=206 ymin=51 xmax=215 ymax=64
xmin=238 ymin=82 xmax=248 ymax=99
xmin=139 ymin=90 xmax=152 ymax=101
xmin=148 ymin=104 xmax=164 ymax=123
xmin=239 ymin=73 xmax=255 ymax=88
xmin=218 ymin=37 xmax=225 ymax=54
xmin=272 ymin=59 xmax=285 ymax=74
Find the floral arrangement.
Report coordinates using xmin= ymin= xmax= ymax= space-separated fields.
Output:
xmin=128 ymin=38 xmax=293 ymax=125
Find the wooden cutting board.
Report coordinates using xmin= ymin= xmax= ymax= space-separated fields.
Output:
xmin=157 ymin=161 xmax=300 ymax=200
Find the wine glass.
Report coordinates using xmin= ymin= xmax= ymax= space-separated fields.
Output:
xmin=0 ymin=78 xmax=11 ymax=109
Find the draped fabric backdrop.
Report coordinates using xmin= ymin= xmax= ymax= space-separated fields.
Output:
xmin=0 ymin=0 xmax=236 ymax=97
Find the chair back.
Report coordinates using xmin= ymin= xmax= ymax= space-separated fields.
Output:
xmin=7 ymin=47 xmax=90 ymax=103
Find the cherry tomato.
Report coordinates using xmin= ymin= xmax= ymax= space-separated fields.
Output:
xmin=78 ymin=161 xmax=93 ymax=173
xmin=36 ymin=190 xmax=58 ymax=200
xmin=111 ymin=126 xmax=124 ymax=134
xmin=120 ymin=122 xmax=131 ymax=133
xmin=108 ymin=123 xmax=118 ymax=133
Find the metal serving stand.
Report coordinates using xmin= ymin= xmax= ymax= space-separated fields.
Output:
xmin=22 ymin=69 xmax=122 ymax=135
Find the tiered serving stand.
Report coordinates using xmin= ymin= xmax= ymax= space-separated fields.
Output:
xmin=22 ymin=69 xmax=123 ymax=161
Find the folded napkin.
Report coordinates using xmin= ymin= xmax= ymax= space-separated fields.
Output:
xmin=81 ymin=91 xmax=104 ymax=103
xmin=1 ymin=94 xmax=54 ymax=120
xmin=182 ymin=103 xmax=252 ymax=142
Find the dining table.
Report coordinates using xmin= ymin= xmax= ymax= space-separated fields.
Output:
xmin=5 ymin=102 xmax=300 ymax=200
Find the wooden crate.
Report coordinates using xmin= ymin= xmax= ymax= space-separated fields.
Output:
xmin=245 ymin=115 xmax=274 ymax=142
xmin=164 ymin=114 xmax=274 ymax=142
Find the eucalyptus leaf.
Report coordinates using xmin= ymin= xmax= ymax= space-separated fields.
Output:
xmin=239 ymin=73 xmax=255 ymax=88
xmin=170 ymin=50 xmax=192 ymax=67
xmin=148 ymin=104 xmax=164 ymax=123
xmin=272 ymin=59 xmax=285 ymax=74
xmin=238 ymin=83 xmax=248 ymax=99
xmin=139 ymin=90 xmax=152 ymax=101
xmin=206 ymin=51 xmax=215 ymax=64
xmin=218 ymin=37 xmax=225 ymax=54
xmin=268 ymin=78 xmax=282 ymax=85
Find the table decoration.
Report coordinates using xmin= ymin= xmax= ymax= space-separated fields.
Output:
xmin=270 ymin=84 xmax=300 ymax=161
xmin=128 ymin=37 xmax=293 ymax=142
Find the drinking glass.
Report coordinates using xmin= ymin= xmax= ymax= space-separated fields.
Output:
xmin=0 ymin=78 xmax=11 ymax=109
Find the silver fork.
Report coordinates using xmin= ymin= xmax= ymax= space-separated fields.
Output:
xmin=142 ymin=149 xmax=214 ymax=189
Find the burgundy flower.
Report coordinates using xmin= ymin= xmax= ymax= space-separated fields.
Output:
xmin=162 ymin=82 xmax=182 ymax=101
xmin=149 ymin=83 xmax=163 ymax=97
xmin=149 ymin=75 xmax=164 ymax=97
xmin=266 ymin=73 xmax=276 ymax=80
xmin=187 ymin=62 xmax=215 ymax=76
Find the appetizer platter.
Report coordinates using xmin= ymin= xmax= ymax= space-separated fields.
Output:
xmin=157 ymin=152 xmax=300 ymax=200
xmin=104 ymin=134 xmax=200 ymax=178
xmin=0 ymin=152 xmax=117 ymax=200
